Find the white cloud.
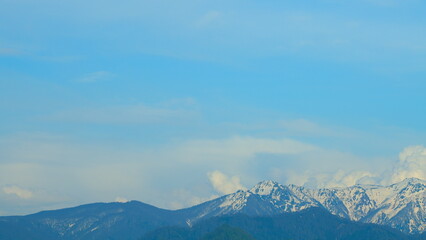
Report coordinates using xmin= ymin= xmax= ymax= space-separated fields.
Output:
xmin=288 ymin=145 xmax=426 ymax=189
xmin=279 ymin=119 xmax=334 ymax=136
xmin=1 ymin=130 xmax=423 ymax=215
xmin=3 ymin=186 xmax=33 ymax=199
xmin=178 ymin=136 xmax=318 ymax=162
xmin=207 ymin=171 xmax=246 ymax=194
xmin=326 ymin=170 xmax=373 ymax=187
xmin=391 ymin=145 xmax=426 ymax=183
xmin=115 ymin=197 xmax=129 ymax=203
xmin=298 ymin=170 xmax=377 ymax=189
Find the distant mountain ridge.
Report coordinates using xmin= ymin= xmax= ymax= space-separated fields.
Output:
xmin=142 ymin=208 xmax=419 ymax=240
xmin=0 ymin=178 xmax=425 ymax=240
xmin=190 ymin=177 xmax=426 ymax=234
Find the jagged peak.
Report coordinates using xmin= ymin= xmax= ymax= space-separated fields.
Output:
xmin=400 ymin=177 xmax=426 ymax=184
xmin=248 ymin=178 xmax=425 ymax=192
xmin=390 ymin=177 xmax=426 ymax=188
xmin=252 ymin=180 xmax=280 ymax=187
xmin=250 ymin=180 xmax=281 ymax=195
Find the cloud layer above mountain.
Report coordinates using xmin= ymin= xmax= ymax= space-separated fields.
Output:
xmin=392 ymin=146 xmax=426 ymax=183
xmin=208 ymin=171 xmax=246 ymax=194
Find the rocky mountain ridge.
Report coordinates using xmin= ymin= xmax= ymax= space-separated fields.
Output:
xmin=189 ymin=178 xmax=426 ymax=234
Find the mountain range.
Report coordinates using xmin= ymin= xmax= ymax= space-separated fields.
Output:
xmin=0 ymin=177 xmax=425 ymax=240
xmin=142 ymin=208 xmax=423 ymax=240
xmin=192 ymin=177 xmax=426 ymax=234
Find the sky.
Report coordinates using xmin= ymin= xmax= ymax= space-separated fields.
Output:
xmin=1 ymin=0 xmax=426 ymax=215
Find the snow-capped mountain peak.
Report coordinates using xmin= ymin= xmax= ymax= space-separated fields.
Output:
xmin=200 ymin=178 xmax=426 ymax=234
xmin=391 ymin=177 xmax=426 ymax=193
xmin=249 ymin=180 xmax=281 ymax=195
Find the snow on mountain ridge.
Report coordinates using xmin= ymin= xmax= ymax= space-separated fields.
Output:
xmin=249 ymin=180 xmax=280 ymax=195
xmin=213 ymin=178 xmax=426 ymax=234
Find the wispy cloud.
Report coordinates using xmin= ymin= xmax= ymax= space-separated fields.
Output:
xmin=279 ymin=119 xmax=337 ymax=137
xmin=3 ymin=186 xmax=33 ymax=199
xmin=176 ymin=136 xmax=318 ymax=163
xmin=391 ymin=145 xmax=426 ymax=183
xmin=286 ymin=145 xmax=426 ymax=188
xmin=76 ymin=71 xmax=114 ymax=83
xmin=296 ymin=170 xmax=378 ymax=189
xmin=38 ymin=55 xmax=82 ymax=62
xmin=45 ymin=104 xmax=198 ymax=125
xmin=0 ymin=129 xmax=424 ymax=214
xmin=115 ymin=197 xmax=129 ymax=203
xmin=0 ymin=48 xmax=22 ymax=56
xmin=195 ymin=11 xmax=222 ymax=28
xmin=362 ymin=0 xmax=399 ymax=7
xmin=0 ymin=133 xmax=322 ymax=212
xmin=208 ymin=171 xmax=246 ymax=195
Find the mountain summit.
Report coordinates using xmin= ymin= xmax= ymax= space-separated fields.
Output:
xmin=188 ymin=178 xmax=426 ymax=234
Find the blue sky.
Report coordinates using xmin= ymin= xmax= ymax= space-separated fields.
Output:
xmin=1 ymin=0 xmax=426 ymax=215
